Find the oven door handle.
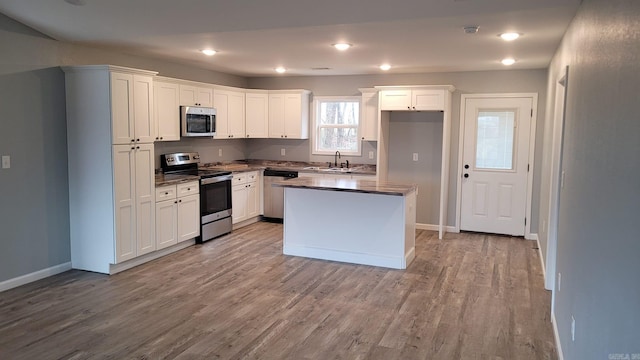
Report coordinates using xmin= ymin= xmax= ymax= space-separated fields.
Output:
xmin=201 ymin=174 xmax=233 ymax=185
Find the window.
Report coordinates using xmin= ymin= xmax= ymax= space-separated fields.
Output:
xmin=475 ymin=110 xmax=516 ymax=170
xmin=312 ymin=96 xmax=360 ymax=155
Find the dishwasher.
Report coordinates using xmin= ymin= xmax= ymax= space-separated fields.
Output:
xmin=263 ymin=169 xmax=298 ymax=222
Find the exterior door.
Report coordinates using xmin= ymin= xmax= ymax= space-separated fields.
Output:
xmin=460 ymin=96 xmax=533 ymax=236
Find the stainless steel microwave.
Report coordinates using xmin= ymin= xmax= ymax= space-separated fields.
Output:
xmin=181 ymin=106 xmax=216 ymax=137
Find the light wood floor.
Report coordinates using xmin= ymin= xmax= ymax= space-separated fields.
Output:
xmin=0 ymin=222 xmax=556 ymax=359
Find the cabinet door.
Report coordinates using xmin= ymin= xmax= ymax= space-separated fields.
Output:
xmin=154 ymin=81 xmax=180 ymax=141
xmin=268 ymin=93 xmax=285 ymax=138
xmin=284 ymin=93 xmax=306 ymax=139
xmin=232 ymin=185 xmax=248 ymax=224
xmin=177 ymin=194 xmax=200 ymax=242
xmin=245 ymin=92 xmax=269 ymax=138
xmin=180 ymin=85 xmax=213 ymax=107
xmin=135 ymin=143 xmax=156 ymax=256
xmin=412 ymin=89 xmax=444 ymax=110
xmin=113 ymin=145 xmax=136 ymax=263
xmin=246 ymin=182 xmax=260 ymax=219
xmin=361 ymin=91 xmax=379 ymax=141
xmin=111 ymin=73 xmax=135 ymax=145
xmin=156 ymin=199 xmax=178 ymax=250
xmin=213 ymin=90 xmax=230 ymax=138
xmin=133 ymin=75 xmax=155 ymax=143
xmin=379 ymin=90 xmax=412 ymax=111
xmin=196 ymin=87 xmax=213 ymax=107
xmin=227 ymin=90 xmax=246 ymax=138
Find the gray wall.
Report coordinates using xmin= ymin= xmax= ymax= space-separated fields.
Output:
xmin=249 ymin=70 xmax=547 ymax=228
xmin=542 ymin=0 xmax=640 ymax=358
xmin=387 ymin=112 xmax=443 ymax=225
xmin=0 ymin=13 xmax=246 ymax=283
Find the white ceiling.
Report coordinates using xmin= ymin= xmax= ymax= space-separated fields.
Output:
xmin=0 ymin=0 xmax=581 ymax=77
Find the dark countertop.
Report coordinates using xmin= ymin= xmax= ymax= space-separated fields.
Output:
xmin=156 ymin=160 xmax=377 ymax=187
xmin=272 ymin=177 xmax=417 ymax=196
xmin=155 ymin=173 xmax=200 ymax=187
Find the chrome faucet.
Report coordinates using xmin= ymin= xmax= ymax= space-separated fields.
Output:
xmin=334 ymin=151 xmax=341 ymax=167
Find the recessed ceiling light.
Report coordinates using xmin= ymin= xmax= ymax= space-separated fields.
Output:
xmin=499 ymin=32 xmax=521 ymax=41
xmin=201 ymin=49 xmax=216 ymax=56
xmin=333 ymin=43 xmax=352 ymax=51
xmin=275 ymin=67 xmax=287 ymax=73
xmin=379 ymin=64 xmax=391 ymax=71
xmin=501 ymin=58 xmax=516 ymax=66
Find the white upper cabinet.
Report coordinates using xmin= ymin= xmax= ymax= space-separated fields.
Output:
xmin=359 ymin=88 xmax=379 ymax=141
xmin=153 ymin=81 xmax=180 ymax=141
xmin=378 ymin=87 xmax=450 ymax=111
xmin=245 ymin=91 xmax=269 ymax=138
xmin=111 ymin=72 xmax=155 ymax=144
xmin=179 ymin=84 xmax=213 ymax=107
xmin=214 ymin=88 xmax=246 ymax=139
xmin=268 ymin=90 xmax=310 ymax=139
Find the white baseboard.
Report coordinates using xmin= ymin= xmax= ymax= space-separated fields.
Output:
xmin=525 ymin=233 xmax=539 ymax=241
xmin=551 ymin=312 xmax=564 ymax=360
xmin=0 ymin=262 xmax=72 ymax=293
xmin=535 ymin=237 xmax=547 ymax=285
xmin=109 ymin=239 xmax=194 ymax=274
xmin=416 ymin=223 xmax=458 ymax=233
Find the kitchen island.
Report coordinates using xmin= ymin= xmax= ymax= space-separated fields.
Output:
xmin=274 ymin=177 xmax=417 ymax=269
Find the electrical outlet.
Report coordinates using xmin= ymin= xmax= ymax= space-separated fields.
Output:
xmin=412 ymin=153 xmax=419 ymax=161
xmin=1 ymin=155 xmax=9 ymax=169
xmin=218 ymin=148 xmax=223 ymax=157
xmin=369 ymin=151 xmax=374 ymax=159
xmin=571 ymin=316 xmax=576 ymax=341
xmin=558 ymin=273 xmax=562 ymax=291
xmin=281 ymin=148 xmax=286 ymax=156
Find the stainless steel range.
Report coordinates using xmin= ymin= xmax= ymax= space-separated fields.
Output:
xmin=160 ymin=152 xmax=233 ymax=243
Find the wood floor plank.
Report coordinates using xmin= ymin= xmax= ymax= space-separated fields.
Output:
xmin=0 ymin=223 xmax=557 ymax=359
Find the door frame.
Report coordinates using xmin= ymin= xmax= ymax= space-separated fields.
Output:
xmin=455 ymin=93 xmax=538 ymax=239
xmin=546 ymin=66 xmax=569 ymax=291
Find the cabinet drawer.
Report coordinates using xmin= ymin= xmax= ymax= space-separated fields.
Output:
xmin=177 ymin=181 xmax=199 ymax=197
xmin=156 ymin=185 xmax=176 ymax=201
xmin=247 ymin=171 xmax=258 ymax=183
xmin=233 ymin=173 xmax=247 ymax=185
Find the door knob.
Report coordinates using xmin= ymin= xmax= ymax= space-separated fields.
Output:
xmin=464 ymin=164 xmax=469 ymax=169
xmin=464 ymin=173 xmax=469 ymax=178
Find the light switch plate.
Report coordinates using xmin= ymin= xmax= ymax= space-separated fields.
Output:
xmin=368 ymin=151 xmax=374 ymax=159
xmin=1 ymin=155 xmax=10 ymax=169
xmin=412 ymin=153 xmax=419 ymax=161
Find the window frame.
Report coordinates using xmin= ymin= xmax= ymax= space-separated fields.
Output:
xmin=311 ymin=96 xmax=362 ymax=156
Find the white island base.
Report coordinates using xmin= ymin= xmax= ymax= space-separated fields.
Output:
xmin=283 ymin=186 xmax=417 ymax=269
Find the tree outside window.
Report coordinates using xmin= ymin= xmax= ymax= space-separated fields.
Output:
xmin=313 ymin=97 xmax=360 ymax=155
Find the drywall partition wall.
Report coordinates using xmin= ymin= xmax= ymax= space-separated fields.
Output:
xmin=387 ymin=112 xmax=443 ymax=226
xmin=544 ymin=0 xmax=640 ymax=358
xmin=249 ymin=70 xmax=547 ymax=229
xmin=0 ymin=12 xmax=247 ymax=286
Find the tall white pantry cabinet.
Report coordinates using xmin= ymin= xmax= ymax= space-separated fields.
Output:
xmin=63 ymin=65 xmax=158 ymax=274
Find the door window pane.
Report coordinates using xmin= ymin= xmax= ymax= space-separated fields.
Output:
xmin=475 ymin=110 xmax=515 ymax=170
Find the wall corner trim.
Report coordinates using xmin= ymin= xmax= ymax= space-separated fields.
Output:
xmin=0 ymin=262 xmax=72 ymax=293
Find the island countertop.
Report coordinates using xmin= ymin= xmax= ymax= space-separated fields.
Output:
xmin=273 ymin=177 xmax=417 ymax=196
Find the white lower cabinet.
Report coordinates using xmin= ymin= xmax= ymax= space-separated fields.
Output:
xmin=155 ymin=181 xmax=200 ymax=250
xmin=232 ymin=171 xmax=261 ymax=224
xmin=113 ymin=143 xmax=156 ymax=263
